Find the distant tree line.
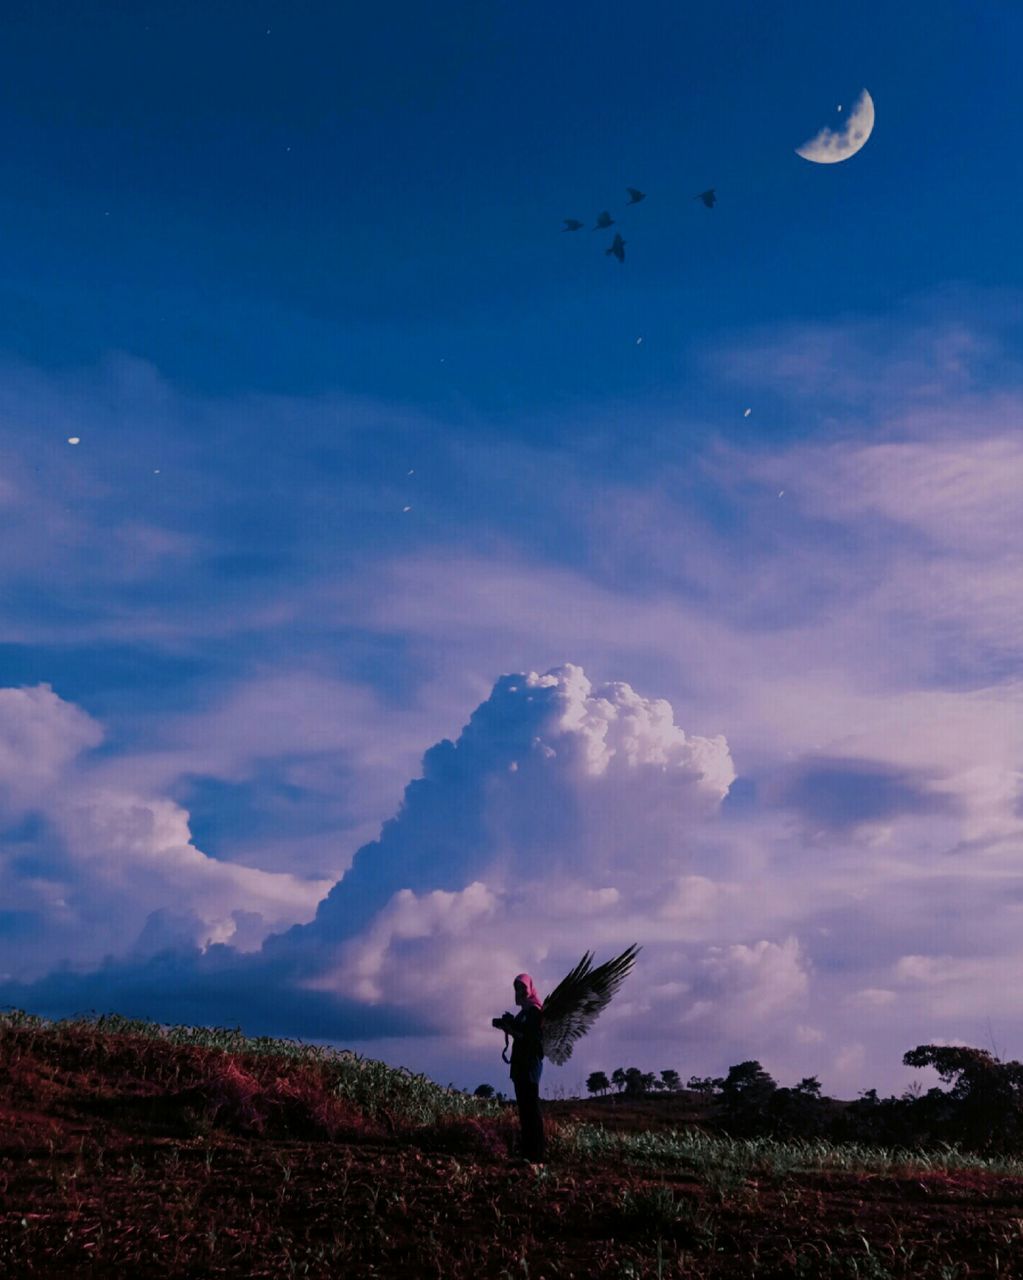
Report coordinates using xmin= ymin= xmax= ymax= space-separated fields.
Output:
xmin=584 ymin=1068 xmax=684 ymax=1096
xmin=574 ymin=1046 xmax=1023 ymax=1153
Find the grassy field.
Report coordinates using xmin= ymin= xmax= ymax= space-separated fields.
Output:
xmin=2 ymin=1010 xmax=1022 ymax=1277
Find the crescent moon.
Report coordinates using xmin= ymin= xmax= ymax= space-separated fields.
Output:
xmin=796 ymin=89 xmax=875 ymax=164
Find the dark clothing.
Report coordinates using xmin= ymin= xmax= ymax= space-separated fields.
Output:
xmin=508 ymin=1005 xmax=544 ymax=1085
xmin=507 ymin=1004 xmax=545 ymax=1161
xmin=513 ymin=1077 xmax=545 ymax=1162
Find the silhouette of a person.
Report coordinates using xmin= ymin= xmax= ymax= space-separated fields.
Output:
xmin=495 ymin=974 xmax=545 ymax=1163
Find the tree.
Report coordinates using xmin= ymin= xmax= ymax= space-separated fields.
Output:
xmin=687 ymin=1075 xmax=724 ymax=1095
xmin=624 ymin=1067 xmax=646 ymax=1096
xmin=903 ymin=1044 xmax=1023 ymax=1150
xmin=721 ymin=1060 xmax=777 ymax=1098
xmin=474 ymin=1083 xmax=495 ymax=1099
xmin=660 ymin=1069 xmax=682 ymax=1092
xmin=794 ymin=1075 xmax=822 ymax=1098
xmin=719 ymin=1061 xmax=778 ymax=1134
xmin=903 ymin=1045 xmax=1022 ymax=1101
xmin=586 ymin=1071 xmax=610 ymax=1097
xmin=611 ymin=1068 xmax=627 ymax=1094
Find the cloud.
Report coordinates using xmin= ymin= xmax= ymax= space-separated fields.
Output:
xmin=845 ymin=988 xmax=897 ymax=1009
xmin=0 ymin=350 xmax=441 ymax=652
xmin=705 ymin=287 xmax=1017 ymax=413
xmin=324 ymin=533 xmax=1023 ymax=860
xmin=304 ymin=881 xmax=516 ymax=1045
xmin=0 ymin=684 xmax=331 ymax=982
xmin=795 ymin=1024 xmax=825 ymax=1044
xmin=297 ymin=664 xmax=734 ymax=952
xmin=0 ymin=945 xmax=431 ymax=1043
xmin=887 ymin=951 xmax=1023 ymax=1022
xmin=785 ymin=436 xmax=1023 ymax=555
xmin=652 ymin=875 xmax=736 ymax=925
xmin=764 ymin=756 xmax=955 ymax=834
xmin=682 ymin=937 xmax=810 ymax=1034
xmin=2 ymin=665 xmax=746 ymax=1048
xmin=0 ymin=685 xmax=103 ymax=810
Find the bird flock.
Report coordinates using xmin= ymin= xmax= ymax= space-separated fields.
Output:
xmin=563 ymin=186 xmax=716 ymax=263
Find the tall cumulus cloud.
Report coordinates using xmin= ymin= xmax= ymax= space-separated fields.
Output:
xmin=4 ymin=666 xmax=800 ymax=1076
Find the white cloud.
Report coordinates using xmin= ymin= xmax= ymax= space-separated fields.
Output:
xmin=687 ymin=937 xmax=810 ymax=1029
xmin=0 ymin=684 xmax=331 ymax=979
xmin=845 ymin=988 xmax=898 ymax=1009
xmin=0 ymin=685 xmax=103 ymax=810
xmin=57 ymin=787 xmax=331 ymax=941
xmin=310 ymin=881 xmax=506 ymax=1035
xmin=795 ymin=1024 xmax=825 ymax=1044
xmin=654 ymin=875 xmax=739 ymax=924
xmin=277 ymin=665 xmax=741 ymax=1051
xmin=540 ymin=884 xmax=622 ymax=916
xmin=790 ymin=436 xmax=1023 ymax=554
xmin=894 ymin=955 xmax=970 ymax=986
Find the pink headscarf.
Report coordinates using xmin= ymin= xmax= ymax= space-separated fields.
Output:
xmin=514 ymin=972 xmax=543 ymax=1011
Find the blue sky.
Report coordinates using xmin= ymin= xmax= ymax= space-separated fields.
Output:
xmin=1 ymin=1 xmax=1022 ymax=1096
xmin=1 ymin=1 xmax=1017 ymax=413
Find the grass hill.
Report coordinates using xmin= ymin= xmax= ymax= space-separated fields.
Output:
xmin=2 ymin=1010 xmax=1023 ymax=1277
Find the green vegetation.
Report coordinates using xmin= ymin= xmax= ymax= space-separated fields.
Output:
xmin=559 ymin=1122 xmax=1023 ymax=1179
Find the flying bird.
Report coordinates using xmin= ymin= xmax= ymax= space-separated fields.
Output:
xmin=593 ymin=210 xmax=614 ymax=229
xmin=625 ymin=187 xmax=646 ymax=204
xmin=695 ymin=188 xmax=716 ymax=208
xmin=606 ymin=232 xmax=625 ymax=263
xmin=540 ymin=945 xmax=642 ymax=1065
xmin=561 ymin=218 xmax=584 ymax=231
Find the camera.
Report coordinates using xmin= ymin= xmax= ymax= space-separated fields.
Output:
xmin=492 ymin=1011 xmax=514 ymax=1030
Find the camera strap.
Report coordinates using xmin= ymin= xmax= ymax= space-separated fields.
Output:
xmin=501 ymin=1031 xmax=511 ymax=1064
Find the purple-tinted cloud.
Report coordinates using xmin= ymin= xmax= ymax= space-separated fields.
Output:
xmin=764 ymin=756 xmax=957 ymax=832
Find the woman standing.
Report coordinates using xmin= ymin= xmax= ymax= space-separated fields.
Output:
xmin=492 ymin=947 xmax=641 ymax=1163
xmin=495 ymin=973 xmax=545 ymax=1163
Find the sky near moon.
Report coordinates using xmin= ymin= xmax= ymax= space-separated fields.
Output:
xmin=1 ymin=1 xmax=1022 ymax=1098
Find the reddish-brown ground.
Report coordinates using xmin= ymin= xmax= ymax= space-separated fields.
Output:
xmin=2 ymin=1032 xmax=1023 ymax=1277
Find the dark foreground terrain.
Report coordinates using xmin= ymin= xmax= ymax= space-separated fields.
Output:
xmin=2 ymin=1013 xmax=1023 ymax=1278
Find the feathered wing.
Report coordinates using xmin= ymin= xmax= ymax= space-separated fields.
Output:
xmin=541 ymin=944 xmax=641 ymax=1066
